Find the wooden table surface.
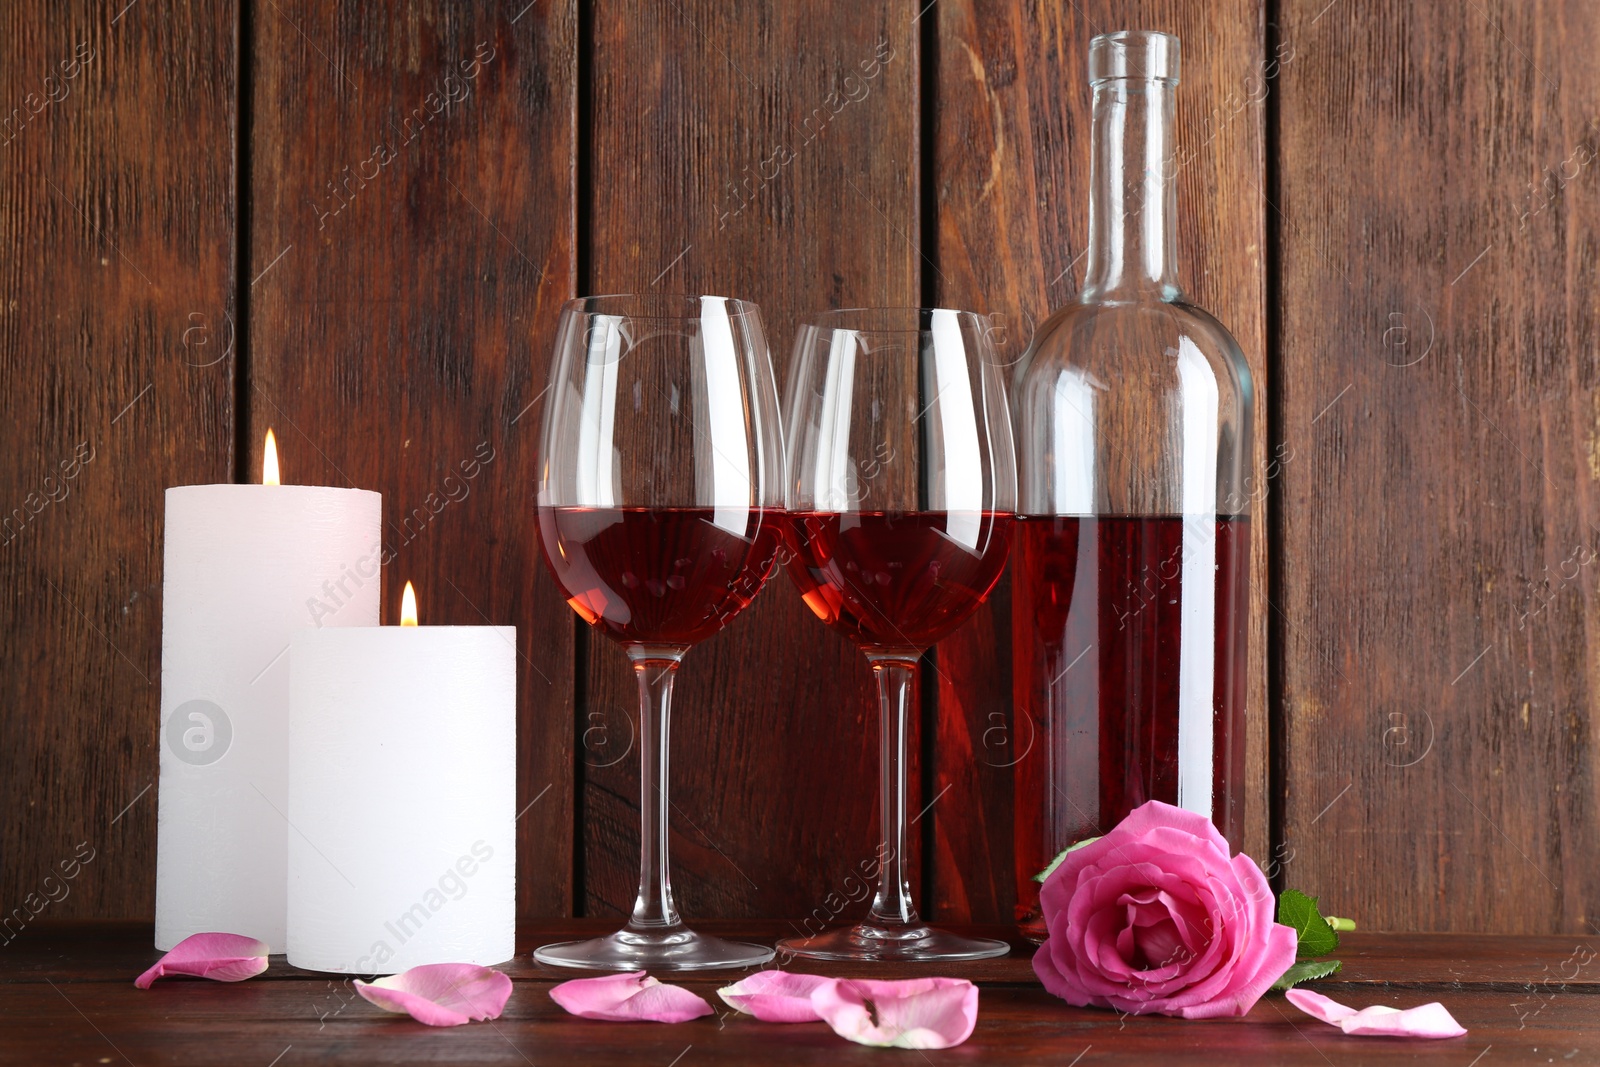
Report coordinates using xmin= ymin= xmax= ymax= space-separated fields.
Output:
xmin=3 ymin=921 xmax=1596 ymax=1065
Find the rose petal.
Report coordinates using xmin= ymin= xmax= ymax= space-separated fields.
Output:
xmin=718 ymin=971 xmax=832 ymax=1022
xmin=1168 ymin=920 xmax=1296 ymax=1019
xmin=1280 ymin=991 xmax=1465 ymax=1036
xmin=549 ymin=971 xmax=713 ymax=1023
xmin=1285 ymin=987 xmax=1358 ymax=1024
xmin=810 ymin=977 xmax=978 ymax=1050
xmin=1340 ymin=1003 xmax=1467 ymax=1039
xmin=134 ymin=932 xmax=269 ymax=989
xmin=1034 ymin=939 xmax=1091 ymax=1007
xmin=1113 ymin=802 xmax=1236 ymax=854
xmin=1287 ymin=988 xmax=1465 ymax=1039
xmin=354 ymin=963 xmax=512 ymax=1027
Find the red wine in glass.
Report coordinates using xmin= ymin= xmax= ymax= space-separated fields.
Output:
xmin=533 ymin=294 xmax=784 ymax=972
xmin=539 ymin=505 xmax=782 ymax=647
xmin=1011 ymin=514 xmax=1251 ymax=940
xmin=783 ymin=510 xmax=1012 ymax=653
xmin=776 ymin=306 xmax=1016 ymax=964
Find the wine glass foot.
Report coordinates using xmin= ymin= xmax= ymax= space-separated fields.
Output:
xmin=534 ymin=926 xmax=775 ymax=972
xmin=776 ymin=922 xmax=1010 ymax=963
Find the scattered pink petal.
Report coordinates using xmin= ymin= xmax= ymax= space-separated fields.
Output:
xmin=1284 ymin=987 xmax=1357 ymax=1024
xmin=718 ymin=971 xmax=832 ymax=1022
xmin=134 ymin=932 xmax=269 ymax=989
xmin=549 ymin=971 xmax=713 ymax=1023
xmin=354 ymin=963 xmax=512 ymax=1027
xmin=810 ymin=977 xmax=978 ymax=1049
xmin=1287 ymin=988 xmax=1466 ymax=1039
xmin=1340 ymin=1003 xmax=1468 ymax=1039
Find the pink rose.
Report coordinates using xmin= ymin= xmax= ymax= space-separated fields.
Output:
xmin=1033 ymin=800 xmax=1297 ymax=1019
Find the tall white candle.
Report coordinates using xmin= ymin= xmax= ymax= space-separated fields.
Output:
xmin=287 ymin=584 xmax=516 ymax=974
xmin=156 ymin=432 xmax=381 ymax=952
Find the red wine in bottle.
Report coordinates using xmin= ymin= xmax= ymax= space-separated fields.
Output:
xmin=782 ymin=510 xmax=1012 ymax=653
xmin=1011 ymin=515 xmax=1249 ymax=939
xmin=537 ymin=505 xmax=782 ymax=647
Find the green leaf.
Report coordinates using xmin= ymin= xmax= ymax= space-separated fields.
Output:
xmin=1032 ymin=836 xmax=1102 ymax=883
xmin=1278 ymin=889 xmax=1340 ymax=960
xmin=1270 ymin=958 xmax=1343 ymax=991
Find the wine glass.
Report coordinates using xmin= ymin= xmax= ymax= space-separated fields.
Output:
xmin=534 ymin=294 xmax=785 ymax=971
xmin=777 ymin=307 xmax=1016 ymax=962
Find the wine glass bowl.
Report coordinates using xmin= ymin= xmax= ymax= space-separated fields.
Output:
xmin=783 ymin=510 xmax=1011 ymax=656
xmin=534 ymin=294 xmax=784 ymax=970
xmin=777 ymin=307 xmax=1016 ymax=962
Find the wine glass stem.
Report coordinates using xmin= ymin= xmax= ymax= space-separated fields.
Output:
xmin=628 ymin=652 xmax=684 ymax=932
xmin=866 ymin=655 xmax=920 ymax=928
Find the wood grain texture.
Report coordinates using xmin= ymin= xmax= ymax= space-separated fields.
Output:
xmin=9 ymin=984 xmax=1578 ymax=1067
xmin=1277 ymin=0 xmax=1600 ymax=933
xmin=11 ymin=921 xmax=1600 ymax=989
xmin=582 ymin=0 xmax=920 ymax=919
xmin=0 ymin=2 xmax=237 ymax=923
xmin=930 ymin=0 xmax=1271 ymax=923
xmin=4 ymin=923 xmax=1598 ymax=1065
xmin=247 ymin=1 xmax=577 ymax=918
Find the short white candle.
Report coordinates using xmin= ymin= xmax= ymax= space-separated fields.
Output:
xmin=287 ymin=582 xmax=517 ymax=974
xmin=157 ymin=430 xmax=382 ymax=951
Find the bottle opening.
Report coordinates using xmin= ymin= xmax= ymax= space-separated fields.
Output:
xmin=1088 ymin=30 xmax=1179 ymax=85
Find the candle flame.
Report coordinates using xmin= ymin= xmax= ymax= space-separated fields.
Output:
xmin=262 ymin=429 xmax=281 ymax=486
xmin=400 ymin=581 xmax=419 ymax=626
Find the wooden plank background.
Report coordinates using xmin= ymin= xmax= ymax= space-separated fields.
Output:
xmin=1275 ymin=0 xmax=1600 ymax=934
xmin=1 ymin=0 xmax=1595 ymax=937
xmin=0 ymin=0 xmax=238 ymax=923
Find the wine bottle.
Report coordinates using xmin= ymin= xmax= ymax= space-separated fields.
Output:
xmin=1011 ymin=30 xmax=1254 ymax=941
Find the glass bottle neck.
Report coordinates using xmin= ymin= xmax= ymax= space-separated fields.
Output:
xmin=1081 ymin=79 xmax=1180 ymax=303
